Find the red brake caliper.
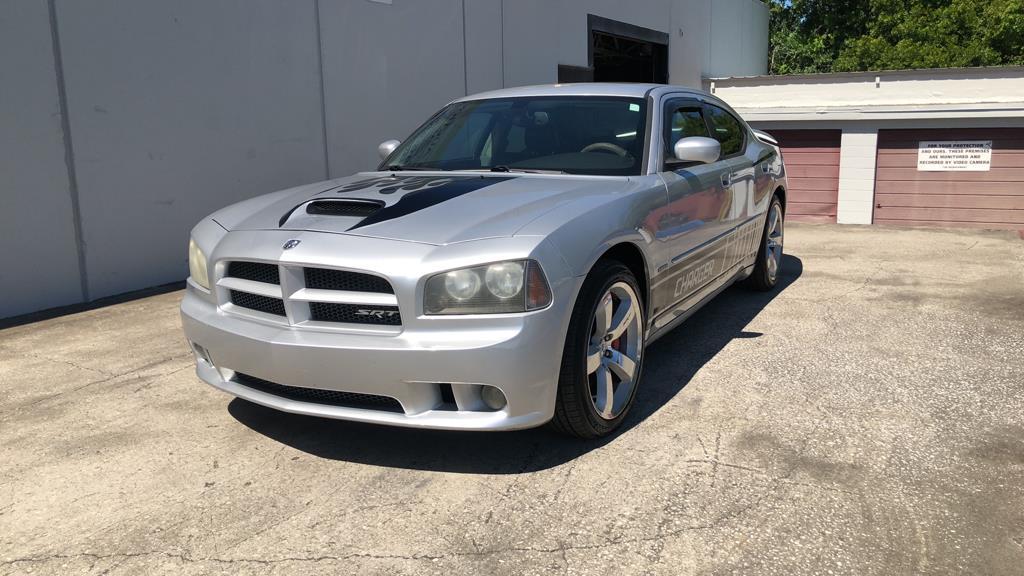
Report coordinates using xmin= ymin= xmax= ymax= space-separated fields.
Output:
xmin=609 ymin=294 xmax=623 ymax=351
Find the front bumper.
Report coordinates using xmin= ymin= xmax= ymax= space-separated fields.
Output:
xmin=181 ymin=286 xmax=567 ymax=431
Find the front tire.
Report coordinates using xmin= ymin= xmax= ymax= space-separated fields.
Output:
xmin=549 ymin=260 xmax=645 ymax=439
xmin=746 ymin=195 xmax=784 ymax=291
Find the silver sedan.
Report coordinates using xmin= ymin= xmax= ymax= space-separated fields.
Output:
xmin=181 ymin=83 xmax=788 ymax=438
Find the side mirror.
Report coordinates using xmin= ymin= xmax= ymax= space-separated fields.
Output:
xmin=378 ymin=139 xmax=401 ymax=160
xmin=672 ymin=137 xmax=721 ymax=165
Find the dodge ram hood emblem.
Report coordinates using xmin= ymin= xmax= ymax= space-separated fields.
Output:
xmin=282 ymin=239 xmax=301 ymax=250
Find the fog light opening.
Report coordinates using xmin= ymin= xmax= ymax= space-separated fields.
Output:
xmin=480 ymin=386 xmax=507 ymax=411
xmin=191 ymin=342 xmax=213 ymax=365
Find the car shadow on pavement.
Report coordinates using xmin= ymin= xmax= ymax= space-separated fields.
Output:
xmin=228 ymin=255 xmax=803 ymax=474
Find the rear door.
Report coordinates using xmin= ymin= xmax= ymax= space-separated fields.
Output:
xmin=703 ymin=103 xmax=756 ymax=269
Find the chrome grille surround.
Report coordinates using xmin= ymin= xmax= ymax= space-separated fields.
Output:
xmin=217 ymin=260 xmax=401 ymax=333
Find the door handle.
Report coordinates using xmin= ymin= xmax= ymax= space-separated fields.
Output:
xmin=721 ymin=173 xmax=731 ymax=187
xmin=761 ymin=162 xmax=770 ymax=174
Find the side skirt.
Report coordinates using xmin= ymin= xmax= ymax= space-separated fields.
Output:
xmin=646 ymin=263 xmax=753 ymax=345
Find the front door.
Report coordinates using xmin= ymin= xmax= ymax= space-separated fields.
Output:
xmin=649 ymin=99 xmax=736 ymax=319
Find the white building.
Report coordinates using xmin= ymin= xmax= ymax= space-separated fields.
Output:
xmin=2 ymin=0 xmax=769 ymax=320
xmin=708 ymin=67 xmax=1024 ymax=229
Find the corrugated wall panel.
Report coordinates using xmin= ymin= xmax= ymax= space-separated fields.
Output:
xmin=874 ymin=128 xmax=1024 ymax=230
xmin=770 ymin=130 xmax=841 ymax=223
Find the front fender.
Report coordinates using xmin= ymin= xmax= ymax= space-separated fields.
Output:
xmin=517 ymin=176 xmax=664 ymax=280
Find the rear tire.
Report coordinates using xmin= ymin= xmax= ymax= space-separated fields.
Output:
xmin=549 ymin=260 xmax=645 ymax=439
xmin=746 ymin=195 xmax=784 ymax=291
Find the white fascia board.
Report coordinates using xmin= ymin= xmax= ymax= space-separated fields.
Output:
xmin=735 ymin=103 xmax=1024 ymax=122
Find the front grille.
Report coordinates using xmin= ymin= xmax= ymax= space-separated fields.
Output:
xmin=306 ymin=200 xmax=383 ymax=218
xmin=304 ymin=267 xmax=394 ymax=294
xmin=220 ymin=261 xmax=400 ymax=328
xmin=234 ymin=373 xmax=404 ymax=413
xmin=309 ymin=302 xmax=402 ymax=325
xmin=227 ymin=261 xmax=280 ymax=285
xmin=230 ymin=290 xmax=286 ymax=316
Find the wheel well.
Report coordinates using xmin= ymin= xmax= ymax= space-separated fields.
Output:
xmin=774 ymin=186 xmax=787 ymax=212
xmin=598 ymin=243 xmax=649 ymax=307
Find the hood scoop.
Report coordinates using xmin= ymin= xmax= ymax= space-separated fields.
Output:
xmin=279 ymin=199 xmax=384 ymax=227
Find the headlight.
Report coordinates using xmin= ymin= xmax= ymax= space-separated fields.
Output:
xmin=485 ymin=262 xmax=524 ymax=299
xmin=188 ymin=238 xmax=210 ymax=290
xmin=424 ymin=260 xmax=551 ymax=315
xmin=445 ymin=269 xmax=482 ymax=301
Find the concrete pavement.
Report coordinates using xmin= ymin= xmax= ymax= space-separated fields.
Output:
xmin=2 ymin=223 xmax=1023 ymax=575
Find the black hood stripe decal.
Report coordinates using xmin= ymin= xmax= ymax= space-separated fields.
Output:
xmin=346 ymin=176 xmax=513 ymax=230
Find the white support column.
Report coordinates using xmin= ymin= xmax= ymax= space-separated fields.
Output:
xmin=836 ymin=129 xmax=879 ymax=224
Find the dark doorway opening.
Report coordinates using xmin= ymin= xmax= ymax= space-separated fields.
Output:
xmin=592 ymin=29 xmax=669 ymax=83
xmin=558 ymin=15 xmax=669 ymax=84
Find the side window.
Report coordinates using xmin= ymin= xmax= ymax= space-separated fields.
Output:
xmin=664 ymin=107 xmax=709 ymax=160
xmin=703 ymin=105 xmax=745 ymax=157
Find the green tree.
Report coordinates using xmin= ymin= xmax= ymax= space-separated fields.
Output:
xmin=768 ymin=0 xmax=1024 ymax=74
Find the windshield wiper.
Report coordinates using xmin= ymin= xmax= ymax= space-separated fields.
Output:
xmin=486 ymin=166 xmax=566 ymax=175
xmin=384 ymin=164 xmax=435 ymax=172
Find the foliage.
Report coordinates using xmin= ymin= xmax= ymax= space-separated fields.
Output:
xmin=768 ymin=0 xmax=1024 ymax=74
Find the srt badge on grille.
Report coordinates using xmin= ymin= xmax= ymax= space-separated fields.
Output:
xmin=355 ymin=309 xmax=400 ymax=319
xmin=282 ymin=239 xmax=301 ymax=250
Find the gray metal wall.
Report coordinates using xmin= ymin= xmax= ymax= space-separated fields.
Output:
xmin=0 ymin=0 xmax=767 ymax=319
xmin=1 ymin=1 xmax=84 ymax=317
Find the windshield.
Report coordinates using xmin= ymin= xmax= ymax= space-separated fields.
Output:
xmin=381 ymin=96 xmax=649 ymax=176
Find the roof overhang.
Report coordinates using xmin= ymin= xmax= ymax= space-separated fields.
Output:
xmin=706 ymin=66 xmax=1024 ymax=123
xmin=734 ymin=103 xmax=1024 ymax=122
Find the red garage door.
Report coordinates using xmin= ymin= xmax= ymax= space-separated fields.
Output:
xmin=770 ymin=130 xmax=841 ymax=223
xmin=875 ymin=128 xmax=1024 ymax=230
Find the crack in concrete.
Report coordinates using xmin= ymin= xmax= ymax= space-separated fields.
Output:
xmin=685 ymin=458 xmax=768 ymax=477
xmin=549 ymin=458 xmax=579 ymax=504
xmin=5 ymin=488 xmax=816 ymax=571
xmin=710 ymin=431 xmax=722 ymax=488
xmin=4 ymin=353 xmax=193 ymax=415
xmin=20 ymin=352 xmax=113 ymax=378
xmin=1 ymin=409 xmax=860 ymax=574
xmin=0 ymin=550 xmax=445 ymax=568
xmin=66 ymin=445 xmax=292 ymax=555
xmin=789 ymin=262 xmax=888 ymax=304
xmin=708 ymin=395 xmax=833 ymax=565
xmin=695 ymin=433 xmax=709 ymax=458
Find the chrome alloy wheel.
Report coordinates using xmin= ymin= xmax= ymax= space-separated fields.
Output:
xmin=765 ymin=203 xmax=784 ymax=283
xmin=586 ymin=281 xmax=643 ymax=420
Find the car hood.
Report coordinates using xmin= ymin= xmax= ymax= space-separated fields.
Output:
xmin=213 ymin=171 xmax=635 ymax=245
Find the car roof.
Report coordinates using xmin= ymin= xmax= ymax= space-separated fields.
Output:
xmin=453 ymin=83 xmax=705 ymax=102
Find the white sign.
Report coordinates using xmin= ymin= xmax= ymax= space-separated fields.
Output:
xmin=917 ymin=140 xmax=992 ymax=172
